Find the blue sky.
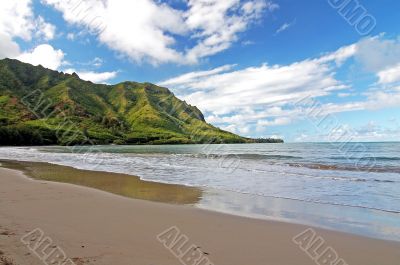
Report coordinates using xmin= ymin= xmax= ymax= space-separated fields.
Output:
xmin=1 ymin=0 xmax=400 ymax=142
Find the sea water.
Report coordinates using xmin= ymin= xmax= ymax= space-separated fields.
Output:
xmin=1 ymin=142 xmax=399 ymax=240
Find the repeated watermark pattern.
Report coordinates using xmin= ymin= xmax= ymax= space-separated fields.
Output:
xmin=327 ymin=0 xmax=376 ymax=36
xmin=156 ymin=93 xmax=241 ymax=173
xmin=20 ymin=85 xmax=241 ymax=172
xmin=65 ymin=0 xmax=107 ymax=36
xmin=293 ymin=228 xmax=349 ymax=265
xmin=21 ymin=228 xmax=76 ymax=265
xmin=157 ymin=226 xmax=215 ymax=265
xmin=21 ymin=89 xmax=104 ymax=170
xmin=295 ymin=96 xmax=376 ymax=172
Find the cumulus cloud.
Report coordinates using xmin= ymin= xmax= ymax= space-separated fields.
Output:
xmin=354 ymin=35 xmax=400 ymax=95
xmin=65 ymin=69 xmax=118 ymax=83
xmin=0 ymin=0 xmax=57 ymax=59
xmin=35 ymin=16 xmax=56 ymax=41
xmin=0 ymin=0 xmax=61 ymax=70
xmin=377 ymin=63 xmax=400 ymax=84
xmin=42 ymin=0 xmax=277 ymax=64
xmin=159 ymin=50 xmax=346 ymax=131
xmin=0 ymin=0 xmax=35 ymax=41
xmin=0 ymin=1 xmax=118 ymax=81
xmin=17 ymin=44 xmax=65 ymax=70
xmin=159 ymin=35 xmax=400 ymax=134
xmin=160 ymin=55 xmax=346 ymax=116
xmin=0 ymin=0 xmax=33 ymax=59
xmin=355 ymin=35 xmax=400 ymax=72
xmin=184 ymin=0 xmax=272 ymax=63
xmin=0 ymin=33 xmax=21 ymax=59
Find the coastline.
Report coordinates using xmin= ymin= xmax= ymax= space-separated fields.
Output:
xmin=2 ymin=158 xmax=400 ymax=242
xmin=0 ymin=165 xmax=400 ymax=264
xmin=0 ymin=159 xmax=202 ymax=205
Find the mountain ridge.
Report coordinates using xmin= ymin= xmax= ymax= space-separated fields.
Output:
xmin=0 ymin=58 xmax=283 ymax=146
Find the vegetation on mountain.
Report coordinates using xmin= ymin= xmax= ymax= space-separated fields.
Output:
xmin=253 ymin=138 xmax=284 ymax=143
xmin=0 ymin=59 xmax=282 ymax=146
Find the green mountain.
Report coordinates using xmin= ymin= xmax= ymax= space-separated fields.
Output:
xmin=0 ymin=58 xmax=254 ymax=146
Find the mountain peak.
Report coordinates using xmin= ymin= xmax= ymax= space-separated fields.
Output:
xmin=0 ymin=59 xmax=249 ymax=145
xmin=71 ymin=72 xmax=80 ymax=78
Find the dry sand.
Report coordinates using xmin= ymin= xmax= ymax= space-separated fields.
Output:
xmin=0 ymin=166 xmax=399 ymax=265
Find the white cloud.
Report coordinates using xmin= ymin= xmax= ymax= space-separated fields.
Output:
xmin=160 ymin=64 xmax=236 ymax=88
xmin=65 ymin=69 xmax=118 ymax=83
xmin=78 ymin=57 xmax=104 ymax=68
xmin=66 ymin=33 xmax=75 ymax=40
xmin=298 ymin=93 xmax=399 ymax=117
xmin=43 ymin=0 xmax=277 ymax=64
xmin=0 ymin=1 xmax=63 ymax=69
xmin=265 ymin=1 xmax=280 ymax=12
xmin=242 ymin=0 xmax=274 ymax=15
xmin=159 ymin=49 xmax=346 ymax=131
xmin=295 ymin=122 xmax=400 ymax=142
xmin=364 ymin=87 xmax=400 ymax=110
xmin=257 ymin=117 xmax=291 ymax=126
xmin=43 ymin=0 xmax=187 ymax=64
xmin=0 ymin=0 xmax=33 ymax=59
xmin=159 ymin=36 xmax=400 ymax=135
xmin=353 ymin=125 xmax=400 ymax=142
xmin=275 ymin=23 xmax=290 ymax=34
xmin=0 ymin=33 xmax=21 ymax=59
xmin=91 ymin=57 xmax=103 ymax=67
xmin=78 ymin=71 xmax=117 ymax=83
xmin=161 ymin=58 xmax=343 ymax=116
xmin=318 ymin=43 xmax=357 ymax=65
xmin=0 ymin=0 xmax=58 ymax=61
xmin=242 ymin=40 xmax=255 ymax=46
xmin=0 ymin=1 xmax=117 ymax=82
xmin=355 ymin=35 xmax=400 ymax=72
xmin=184 ymin=0 xmax=272 ymax=63
xmin=35 ymin=16 xmax=56 ymax=40
xmin=378 ymin=63 xmax=400 ymax=84
xmin=337 ymin=92 xmax=353 ymax=97
xmin=0 ymin=0 xmax=35 ymax=41
xmin=17 ymin=44 xmax=65 ymax=70
xmin=275 ymin=19 xmax=296 ymax=35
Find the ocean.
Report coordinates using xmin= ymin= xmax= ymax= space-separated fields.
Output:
xmin=1 ymin=142 xmax=399 ymax=240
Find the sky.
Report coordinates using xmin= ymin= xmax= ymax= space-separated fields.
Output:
xmin=1 ymin=0 xmax=399 ymax=142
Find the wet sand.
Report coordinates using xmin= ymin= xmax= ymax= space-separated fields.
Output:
xmin=0 ymin=160 xmax=202 ymax=205
xmin=0 ymin=164 xmax=399 ymax=265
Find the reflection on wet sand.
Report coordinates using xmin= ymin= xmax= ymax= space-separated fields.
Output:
xmin=197 ymin=189 xmax=400 ymax=241
xmin=0 ymin=160 xmax=202 ymax=205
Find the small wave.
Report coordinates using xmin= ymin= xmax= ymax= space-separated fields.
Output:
xmin=368 ymin=156 xmax=400 ymax=161
xmin=204 ymin=188 xmax=400 ymax=215
xmin=330 ymin=156 xmax=400 ymax=162
xmin=350 ymin=178 xmax=395 ymax=183
xmin=302 ymin=174 xmax=397 ymax=184
xmin=288 ymin=162 xmax=400 ymax=174
xmin=238 ymin=154 xmax=302 ymax=160
xmin=373 ymin=179 xmax=396 ymax=183
xmin=172 ymin=153 xmax=302 ymax=160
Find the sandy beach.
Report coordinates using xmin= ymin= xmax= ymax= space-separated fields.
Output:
xmin=1 ymin=165 xmax=400 ymax=265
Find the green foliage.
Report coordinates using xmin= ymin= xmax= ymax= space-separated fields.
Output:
xmin=0 ymin=125 xmax=57 ymax=145
xmin=251 ymin=138 xmax=285 ymax=143
xmin=0 ymin=59 xmax=268 ymax=146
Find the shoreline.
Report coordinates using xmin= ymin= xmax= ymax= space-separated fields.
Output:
xmin=0 ymin=159 xmax=203 ymax=205
xmin=0 ymin=165 xmax=400 ymax=264
xmin=1 ymin=159 xmax=400 ymax=242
